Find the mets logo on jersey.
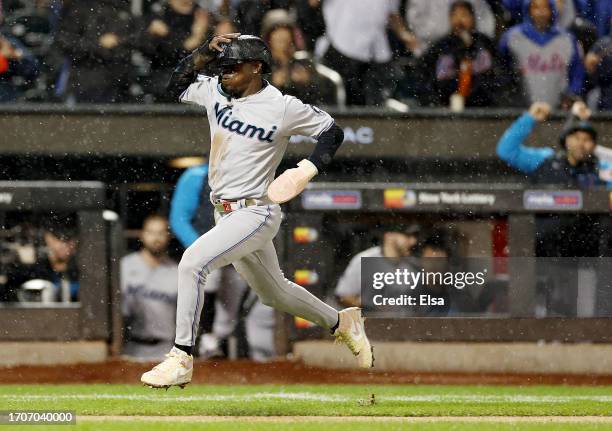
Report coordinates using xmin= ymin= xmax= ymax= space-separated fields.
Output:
xmin=214 ymin=102 xmax=277 ymax=142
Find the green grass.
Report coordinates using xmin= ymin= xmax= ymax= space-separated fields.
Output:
xmin=8 ymin=422 xmax=612 ymax=431
xmin=1 ymin=384 xmax=612 ymax=417
xmin=3 ymin=384 xmax=612 ymax=430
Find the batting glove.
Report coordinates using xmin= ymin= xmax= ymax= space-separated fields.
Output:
xmin=267 ymin=159 xmax=318 ymax=204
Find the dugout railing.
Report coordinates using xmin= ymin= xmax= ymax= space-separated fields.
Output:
xmin=276 ymin=183 xmax=612 ymax=353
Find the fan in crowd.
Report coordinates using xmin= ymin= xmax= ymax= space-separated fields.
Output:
xmin=54 ymin=0 xmax=139 ymax=103
xmin=0 ymin=0 xmax=610 ymax=109
xmin=139 ymin=0 xmax=209 ymax=102
xmin=419 ymin=0 xmax=498 ymax=107
xmin=498 ymin=0 xmax=585 ymax=108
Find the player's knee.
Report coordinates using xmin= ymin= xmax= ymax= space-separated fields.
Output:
xmin=178 ymin=247 xmax=208 ymax=277
xmin=258 ymin=295 xmax=278 ymax=308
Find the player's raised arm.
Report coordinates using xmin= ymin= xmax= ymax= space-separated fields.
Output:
xmin=166 ymin=33 xmax=240 ymax=102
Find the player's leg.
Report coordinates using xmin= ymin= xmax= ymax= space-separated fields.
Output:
xmin=174 ymin=205 xmax=280 ymax=348
xmin=233 ymin=242 xmax=337 ymax=329
xmin=195 ymin=268 xmax=223 ymax=359
xmin=142 ymin=205 xmax=280 ymax=388
xmin=232 ymin=241 xmax=374 ymax=368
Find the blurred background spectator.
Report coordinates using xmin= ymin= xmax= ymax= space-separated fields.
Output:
xmin=498 ymin=0 xmax=585 ymax=108
xmin=0 ymin=30 xmax=38 ymax=101
xmin=121 ymin=213 xmax=178 ymax=360
xmin=4 ymin=214 xmax=79 ymax=303
xmin=496 ymin=101 xmax=605 ymax=262
xmin=406 ymin=0 xmax=496 ymax=55
xmin=0 ymin=0 xmax=608 ymax=109
xmin=419 ymin=0 xmax=497 ymax=107
xmin=285 ymin=51 xmax=336 ymax=106
xmin=139 ymin=0 xmax=209 ymax=102
xmin=233 ymin=0 xmax=290 ymax=36
xmin=54 ymin=0 xmax=139 ymax=103
xmin=319 ymin=0 xmax=417 ymax=106
xmin=261 ymin=9 xmax=301 ymax=94
xmin=335 ymin=224 xmax=421 ymax=308
xmin=586 ymin=36 xmax=612 ymax=111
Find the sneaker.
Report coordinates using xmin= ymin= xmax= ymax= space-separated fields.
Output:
xmin=141 ymin=347 xmax=193 ymax=389
xmin=333 ymin=307 xmax=374 ymax=368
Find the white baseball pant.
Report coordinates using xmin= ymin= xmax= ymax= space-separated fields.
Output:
xmin=174 ymin=203 xmax=338 ymax=346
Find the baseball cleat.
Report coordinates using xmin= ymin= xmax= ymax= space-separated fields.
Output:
xmin=141 ymin=347 xmax=193 ymax=389
xmin=333 ymin=307 xmax=374 ymax=369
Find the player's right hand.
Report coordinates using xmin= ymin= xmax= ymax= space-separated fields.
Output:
xmin=528 ymin=102 xmax=551 ymax=122
xmin=208 ymin=33 xmax=241 ymax=52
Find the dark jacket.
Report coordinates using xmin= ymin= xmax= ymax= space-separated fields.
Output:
xmin=531 ymin=152 xmax=603 ymax=187
xmin=54 ymin=0 xmax=140 ymax=102
xmin=139 ymin=5 xmax=203 ymax=101
xmin=589 ymin=37 xmax=612 ymax=111
xmin=0 ymin=33 xmax=39 ymax=102
xmin=531 ymin=152 xmax=604 ymax=257
xmin=421 ymin=31 xmax=497 ymax=107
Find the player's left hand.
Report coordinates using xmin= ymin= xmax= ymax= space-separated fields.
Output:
xmin=267 ymin=159 xmax=318 ymax=204
xmin=209 ymin=33 xmax=241 ymax=52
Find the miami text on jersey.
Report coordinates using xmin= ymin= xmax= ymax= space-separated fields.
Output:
xmin=214 ymin=102 xmax=278 ymax=143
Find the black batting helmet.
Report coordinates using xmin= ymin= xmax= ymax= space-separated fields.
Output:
xmin=217 ymin=35 xmax=272 ymax=73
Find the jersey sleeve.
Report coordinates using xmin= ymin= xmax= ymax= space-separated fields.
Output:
xmin=179 ymin=75 xmax=215 ymax=108
xmin=281 ymin=96 xmax=334 ymax=138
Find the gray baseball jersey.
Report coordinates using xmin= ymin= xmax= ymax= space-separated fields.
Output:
xmin=335 ymin=246 xmax=421 ymax=300
xmin=173 ymin=78 xmax=340 ymax=347
xmin=335 ymin=246 xmax=385 ymax=299
xmin=179 ymin=77 xmax=334 ymax=200
xmin=121 ymin=252 xmax=178 ymax=341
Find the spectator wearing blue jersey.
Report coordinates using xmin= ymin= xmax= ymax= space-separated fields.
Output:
xmin=499 ymin=0 xmax=585 ymax=108
xmin=497 ymin=100 xmax=612 ymax=186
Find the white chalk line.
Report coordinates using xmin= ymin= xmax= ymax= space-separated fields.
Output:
xmin=1 ymin=392 xmax=612 ymax=404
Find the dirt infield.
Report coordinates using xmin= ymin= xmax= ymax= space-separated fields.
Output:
xmin=80 ymin=416 xmax=612 ymax=423
xmin=1 ymin=358 xmax=612 ymax=385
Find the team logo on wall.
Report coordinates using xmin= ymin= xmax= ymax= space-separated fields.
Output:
xmin=294 ymin=270 xmax=319 ymax=286
xmin=301 ymin=191 xmax=362 ymax=210
xmin=384 ymin=189 xmax=417 ymax=208
xmin=523 ymin=190 xmax=583 ymax=210
xmin=293 ymin=227 xmax=319 ymax=243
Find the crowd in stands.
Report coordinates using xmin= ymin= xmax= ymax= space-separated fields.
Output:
xmin=0 ymin=0 xmax=610 ymax=109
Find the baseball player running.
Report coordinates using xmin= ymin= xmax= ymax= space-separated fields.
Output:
xmin=141 ymin=33 xmax=373 ymax=389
